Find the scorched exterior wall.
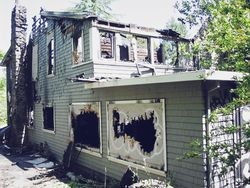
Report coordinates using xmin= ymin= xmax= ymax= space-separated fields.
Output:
xmin=28 ymin=16 xmax=205 ymax=188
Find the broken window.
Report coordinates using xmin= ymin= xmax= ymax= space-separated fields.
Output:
xmin=100 ymin=31 xmax=114 ymax=59
xmin=151 ymin=38 xmax=163 ymax=64
xmin=178 ymin=42 xmax=192 ymax=68
xmin=47 ymin=38 xmax=55 ymax=75
xmin=136 ymin=37 xmax=149 ymax=62
xmin=108 ymin=99 xmax=166 ymax=171
xmin=72 ymin=31 xmax=83 ymax=64
xmin=27 ymin=108 xmax=34 ymax=128
xmin=71 ymin=103 xmax=101 ymax=152
xmin=161 ymin=40 xmax=178 ymax=66
xmin=116 ymin=33 xmax=133 ymax=62
xmin=43 ymin=106 xmax=54 ymax=131
xmin=151 ymin=38 xmax=178 ymax=65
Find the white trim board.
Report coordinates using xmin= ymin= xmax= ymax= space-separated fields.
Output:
xmin=85 ymin=70 xmax=244 ymax=89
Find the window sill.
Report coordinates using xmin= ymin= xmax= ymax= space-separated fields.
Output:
xmin=71 ymin=61 xmax=92 ymax=68
xmin=107 ymin=156 xmax=166 ymax=177
xmin=75 ymin=146 xmax=102 ymax=158
xmin=46 ymin=74 xmax=55 ymax=78
xmin=42 ymin=128 xmax=55 ymax=134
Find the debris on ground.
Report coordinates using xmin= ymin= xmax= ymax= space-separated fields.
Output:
xmin=0 ymin=143 xmax=119 ymax=187
xmin=129 ymin=179 xmax=173 ymax=188
xmin=120 ymin=167 xmax=139 ymax=187
xmin=120 ymin=167 xmax=173 ymax=188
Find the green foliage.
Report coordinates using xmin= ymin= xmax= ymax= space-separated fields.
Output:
xmin=182 ymin=116 xmax=250 ymax=178
xmin=0 ymin=51 xmax=4 ymax=61
xmin=0 ymin=51 xmax=7 ymax=127
xmin=0 ymin=77 xmax=7 ymax=127
xmin=175 ymin=0 xmax=213 ymax=27
xmin=205 ymin=1 xmax=250 ymax=71
xmin=72 ymin=0 xmax=115 ymax=19
xmin=177 ymin=0 xmax=250 ymax=104
xmin=180 ymin=139 xmax=203 ymax=159
xmin=166 ymin=18 xmax=188 ymax=37
xmin=177 ymin=0 xmax=250 ymax=183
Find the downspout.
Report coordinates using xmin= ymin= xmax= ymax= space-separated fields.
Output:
xmin=203 ymin=81 xmax=220 ymax=188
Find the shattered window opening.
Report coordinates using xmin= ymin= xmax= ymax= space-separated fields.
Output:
xmin=116 ymin=33 xmax=133 ymax=62
xmin=72 ymin=31 xmax=83 ymax=64
xmin=136 ymin=37 xmax=149 ymax=62
xmin=108 ymin=99 xmax=166 ymax=171
xmin=43 ymin=106 xmax=54 ymax=131
xmin=178 ymin=42 xmax=192 ymax=68
xmin=100 ymin=31 xmax=114 ymax=59
xmin=47 ymin=38 xmax=55 ymax=75
xmin=163 ymin=40 xmax=177 ymax=65
xmin=71 ymin=103 xmax=101 ymax=152
xmin=28 ymin=108 xmax=34 ymax=128
xmin=113 ymin=109 xmax=156 ymax=154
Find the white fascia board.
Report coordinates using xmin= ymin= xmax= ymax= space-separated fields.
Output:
xmin=204 ymin=70 xmax=244 ymax=81
xmin=84 ymin=70 xmax=244 ymax=89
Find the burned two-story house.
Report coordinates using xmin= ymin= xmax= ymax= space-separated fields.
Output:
xmin=2 ymin=3 xmax=248 ymax=188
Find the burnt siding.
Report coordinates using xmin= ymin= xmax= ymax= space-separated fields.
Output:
xmin=29 ymin=19 xmax=205 ymax=188
xmin=29 ymin=19 xmax=94 ymax=160
xmin=93 ymin=82 xmax=204 ymax=188
xmin=93 ymin=61 xmax=174 ymax=78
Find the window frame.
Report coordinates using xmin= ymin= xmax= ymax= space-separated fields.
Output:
xmin=43 ymin=104 xmax=55 ymax=133
xmin=106 ymin=99 xmax=167 ymax=172
xmin=99 ymin=30 xmax=115 ymax=60
xmin=72 ymin=30 xmax=84 ymax=65
xmin=47 ymin=32 xmax=55 ymax=76
xmin=136 ymin=36 xmax=150 ymax=62
xmin=69 ymin=102 xmax=102 ymax=157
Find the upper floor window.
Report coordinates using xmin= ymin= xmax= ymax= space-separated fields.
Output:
xmin=100 ymin=31 xmax=114 ymax=59
xmin=47 ymin=37 xmax=55 ymax=75
xmin=136 ymin=37 xmax=149 ymax=62
xmin=116 ymin=33 xmax=133 ymax=62
xmin=72 ymin=31 xmax=83 ymax=65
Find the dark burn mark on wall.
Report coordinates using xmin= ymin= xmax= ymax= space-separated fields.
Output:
xmin=113 ymin=110 xmax=156 ymax=154
xmin=72 ymin=110 xmax=100 ymax=148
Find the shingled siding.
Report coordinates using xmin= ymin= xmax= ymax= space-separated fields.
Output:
xmin=93 ymin=61 xmax=175 ymax=78
xmin=28 ymin=21 xmax=205 ymax=188
xmin=29 ymin=82 xmax=205 ymax=188
xmin=90 ymin=82 xmax=205 ymax=188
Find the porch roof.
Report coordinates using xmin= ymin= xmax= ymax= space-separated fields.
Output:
xmin=84 ymin=70 xmax=244 ymax=89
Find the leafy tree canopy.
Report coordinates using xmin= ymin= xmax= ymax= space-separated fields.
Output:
xmin=72 ymin=0 xmax=115 ymax=19
xmin=166 ymin=18 xmax=188 ymax=37
xmin=177 ymin=0 xmax=250 ymax=104
xmin=177 ymin=0 xmax=250 ymax=183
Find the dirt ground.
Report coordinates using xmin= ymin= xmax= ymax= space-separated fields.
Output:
xmin=0 ymin=144 xmax=168 ymax=188
xmin=0 ymin=146 xmax=71 ymax=188
xmin=0 ymin=144 xmax=116 ymax=188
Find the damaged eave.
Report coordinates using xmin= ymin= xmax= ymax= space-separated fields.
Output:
xmin=84 ymin=70 xmax=244 ymax=89
xmin=94 ymin=19 xmax=189 ymax=42
xmin=0 ymin=47 xmax=12 ymax=67
xmin=40 ymin=10 xmax=97 ymax=21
